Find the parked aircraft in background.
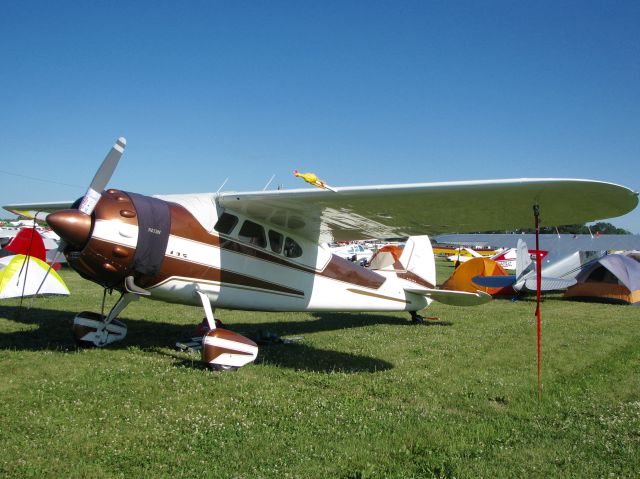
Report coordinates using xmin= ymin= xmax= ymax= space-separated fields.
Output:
xmin=472 ymin=239 xmax=606 ymax=292
xmin=446 ymin=247 xmax=484 ymax=264
xmin=435 ymin=233 xmax=640 ymax=255
xmin=446 ymin=244 xmax=548 ymax=270
xmin=327 ymin=242 xmax=375 ymax=264
xmin=4 ymin=138 xmax=638 ymax=369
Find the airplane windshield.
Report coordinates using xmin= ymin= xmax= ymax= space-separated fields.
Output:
xmin=214 ymin=213 xmax=238 ymax=234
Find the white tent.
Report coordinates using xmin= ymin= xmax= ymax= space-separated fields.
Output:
xmin=0 ymin=254 xmax=69 ymax=299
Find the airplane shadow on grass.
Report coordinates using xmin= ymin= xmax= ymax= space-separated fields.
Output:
xmin=0 ymin=305 xmax=451 ymax=373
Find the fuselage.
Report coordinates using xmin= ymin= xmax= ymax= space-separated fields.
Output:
xmin=49 ymin=189 xmax=430 ymax=313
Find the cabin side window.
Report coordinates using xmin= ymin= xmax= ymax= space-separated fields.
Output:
xmin=214 ymin=213 xmax=238 ymax=234
xmin=238 ymin=220 xmax=267 ymax=248
xmin=284 ymin=237 xmax=303 ymax=258
xmin=268 ymin=230 xmax=283 ymax=254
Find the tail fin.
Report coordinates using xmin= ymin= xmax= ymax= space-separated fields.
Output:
xmin=399 ymin=235 xmax=436 ymax=287
xmin=4 ymin=228 xmax=46 ymax=262
xmin=515 ymin=239 xmax=532 ymax=279
xmin=400 ymin=236 xmax=491 ymax=306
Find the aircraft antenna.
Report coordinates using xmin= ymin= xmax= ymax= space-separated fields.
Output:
xmin=263 ymin=174 xmax=276 ymax=191
xmin=216 ymin=177 xmax=229 ymax=193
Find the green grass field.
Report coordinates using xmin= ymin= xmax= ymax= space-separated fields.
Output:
xmin=1 ymin=262 xmax=639 ymax=478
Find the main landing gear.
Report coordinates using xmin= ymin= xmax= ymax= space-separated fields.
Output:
xmin=195 ymin=290 xmax=258 ymax=371
xmin=409 ymin=311 xmax=440 ymax=324
xmin=72 ymin=288 xmax=259 ymax=372
xmin=410 ymin=311 xmax=425 ymax=324
xmin=73 ymin=293 xmax=139 ymax=347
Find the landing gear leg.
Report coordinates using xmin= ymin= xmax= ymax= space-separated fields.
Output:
xmin=195 ymin=290 xmax=258 ymax=371
xmin=410 ymin=311 xmax=425 ymax=324
xmin=73 ymin=293 xmax=139 ymax=347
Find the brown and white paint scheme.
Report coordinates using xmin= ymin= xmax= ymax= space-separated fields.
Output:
xmin=12 ymin=138 xmax=638 ymax=369
xmin=48 ymin=189 xmax=475 ymax=317
xmin=45 ymin=188 xmax=491 ymax=369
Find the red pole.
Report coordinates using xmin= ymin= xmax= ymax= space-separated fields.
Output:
xmin=534 ymin=204 xmax=542 ymax=400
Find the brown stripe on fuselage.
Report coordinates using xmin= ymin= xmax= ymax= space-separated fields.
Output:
xmin=147 ymin=255 xmax=305 ymax=297
xmin=346 ymin=288 xmax=411 ymax=304
xmin=137 ymin=201 xmax=386 ymax=293
xmin=320 ymin=255 xmax=386 ymax=289
xmin=166 ymin=201 xmax=387 ymax=290
xmin=218 ymin=237 xmax=316 ymax=273
xmin=167 ymin=202 xmax=221 ymax=245
xmin=217 ymin=237 xmax=387 ymax=290
xmin=164 ymin=201 xmax=318 ymax=274
xmin=166 ymin=204 xmax=387 ymax=290
xmin=397 ymin=271 xmax=435 ymax=289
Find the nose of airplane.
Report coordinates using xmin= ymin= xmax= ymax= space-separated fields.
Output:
xmin=47 ymin=209 xmax=93 ymax=248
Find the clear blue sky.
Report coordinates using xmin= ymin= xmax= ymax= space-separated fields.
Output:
xmin=1 ymin=1 xmax=639 ymax=231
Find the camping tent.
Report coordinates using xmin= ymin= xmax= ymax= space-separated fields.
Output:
xmin=3 ymin=227 xmax=46 ymax=261
xmin=0 ymin=254 xmax=69 ymax=299
xmin=441 ymin=257 xmax=512 ymax=295
xmin=564 ymin=254 xmax=640 ymax=305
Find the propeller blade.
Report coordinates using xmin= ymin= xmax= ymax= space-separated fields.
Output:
xmin=31 ymin=137 xmax=126 ymax=302
xmin=78 ymin=137 xmax=126 ymax=215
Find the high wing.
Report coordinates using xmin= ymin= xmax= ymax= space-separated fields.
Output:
xmin=4 ymin=178 xmax=637 ymax=244
xmin=218 ymin=178 xmax=638 ymax=242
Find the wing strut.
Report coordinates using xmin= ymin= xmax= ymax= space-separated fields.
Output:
xmin=534 ymin=204 xmax=542 ymax=400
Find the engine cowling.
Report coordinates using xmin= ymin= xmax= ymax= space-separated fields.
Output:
xmin=47 ymin=189 xmax=171 ymax=290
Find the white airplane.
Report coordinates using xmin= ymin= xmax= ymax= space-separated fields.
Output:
xmin=472 ymin=239 xmax=606 ymax=292
xmin=446 ymin=245 xmax=544 ymax=270
xmin=436 ymin=232 xmax=640 ymax=254
xmin=446 ymin=247 xmax=484 ymax=264
xmin=4 ymin=138 xmax=638 ymax=370
xmin=327 ymin=242 xmax=375 ymax=264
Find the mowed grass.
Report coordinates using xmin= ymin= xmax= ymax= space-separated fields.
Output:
xmin=1 ymin=261 xmax=639 ymax=478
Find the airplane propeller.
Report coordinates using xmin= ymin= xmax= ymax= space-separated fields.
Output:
xmin=30 ymin=138 xmax=127 ymax=301
xmin=47 ymin=137 xmax=126 ymax=249
xmin=77 ymin=137 xmax=127 ymax=215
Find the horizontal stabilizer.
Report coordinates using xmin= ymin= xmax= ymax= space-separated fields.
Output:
xmin=523 ymin=277 xmax=577 ymax=291
xmin=472 ymin=275 xmax=517 ymax=288
xmin=405 ymin=287 xmax=492 ymax=306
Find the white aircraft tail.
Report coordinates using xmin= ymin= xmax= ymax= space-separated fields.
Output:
xmin=512 ymin=239 xmax=578 ymax=291
xmin=393 ymin=236 xmax=491 ymax=306
xmin=399 ymin=235 xmax=436 ymax=287
xmin=515 ymin=239 xmax=533 ymax=278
